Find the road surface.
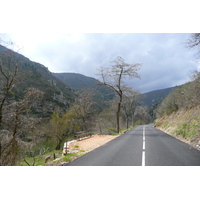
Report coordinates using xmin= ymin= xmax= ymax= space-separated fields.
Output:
xmin=67 ymin=125 xmax=200 ymax=166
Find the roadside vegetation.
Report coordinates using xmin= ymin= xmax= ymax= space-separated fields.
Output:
xmin=155 ymin=106 xmax=200 ymax=142
xmin=19 ymin=149 xmax=82 ymax=166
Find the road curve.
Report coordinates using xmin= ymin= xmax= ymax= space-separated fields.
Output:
xmin=66 ymin=125 xmax=200 ymax=166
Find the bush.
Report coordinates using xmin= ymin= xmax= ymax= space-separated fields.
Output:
xmin=175 ymin=123 xmax=197 ymax=139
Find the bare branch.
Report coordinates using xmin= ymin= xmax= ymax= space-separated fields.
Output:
xmin=185 ymin=33 xmax=200 ymax=58
xmin=23 ymin=158 xmax=31 ymax=166
xmin=97 ymin=56 xmax=142 ymax=133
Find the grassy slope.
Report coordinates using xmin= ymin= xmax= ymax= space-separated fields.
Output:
xmin=155 ymin=106 xmax=200 ymax=149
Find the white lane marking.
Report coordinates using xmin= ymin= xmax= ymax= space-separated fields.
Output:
xmin=143 ymin=140 xmax=145 ymax=150
xmin=142 ymin=151 xmax=145 ymax=166
xmin=142 ymin=126 xmax=146 ymax=166
xmin=143 ymin=126 xmax=145 ymax=137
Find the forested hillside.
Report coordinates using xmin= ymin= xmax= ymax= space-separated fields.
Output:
xmin=0 ymin=44 xmax=76 ymax=117
xmin=140 ymin=87 xmax=175 ymax=108
xmin=0 ymin=44 xmax=78 ymax=165
xmin=54 ymin=72 xmax=174 ymax=110
xmin=53 ymin=73 xmax=115 ymax=105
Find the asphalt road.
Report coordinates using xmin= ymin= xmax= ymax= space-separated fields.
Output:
xmin=67 ymin=125 xmax=200 ymax=166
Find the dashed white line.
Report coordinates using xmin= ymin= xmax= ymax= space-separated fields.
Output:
xmin=142 ymin=151 xmax=145 ymax=166
xmin=143 ymin=140 xmax=145 ymax=150
xmin=142 ymin=126 xmax=146 ymax=166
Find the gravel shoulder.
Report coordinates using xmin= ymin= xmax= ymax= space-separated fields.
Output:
xmin=68 ymin=134 xmax=120 ymax=153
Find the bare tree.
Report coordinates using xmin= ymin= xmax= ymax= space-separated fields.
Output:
xmin=134 ymin=106 xmax=152 ymax=125
xmin=121 ymin=90 xmax=140 ymax=129
xmin=186 ymin=33 xmax=200 ymax=48
xmin=70 ymin=89 xmax=95 ymax=131
xmin=189 ymin=67 xmax=200 ymax=81
xmin=0 ymin=88 xmax=43 ymax=165
xmin=185 ymin=33 xmax=200 ymax=57
xmin=97 ymin=56 xmax=142 ymax=133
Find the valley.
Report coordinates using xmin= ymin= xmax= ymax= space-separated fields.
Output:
xmin=0 ymin=40 xmax=199 ymax=166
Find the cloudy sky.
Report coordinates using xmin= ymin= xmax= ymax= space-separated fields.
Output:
xmin=4 ymin=33 xmax=197 ymax=93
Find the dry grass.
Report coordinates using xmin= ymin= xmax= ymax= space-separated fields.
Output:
xmin=155 ymin=106 xmax=200 ymax=150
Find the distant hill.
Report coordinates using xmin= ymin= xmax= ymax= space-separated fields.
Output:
xmin=0 ymin=44 xmax=176 ymax=117
xmin=141 ymin=87 xmax=175 ymax=108
xmin=53 ymin=73 xmax=115 ymax=101
xmin=53 ymin=73 xmax=98 ymax=91
xmin=0 ymin=44 xmax=76 ymax=117
xmin=53 ymin=72 xmax=175 ymax=109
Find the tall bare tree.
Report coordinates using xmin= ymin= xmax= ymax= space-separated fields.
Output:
xmin=97 ymin=56 xmax=142 ymax=133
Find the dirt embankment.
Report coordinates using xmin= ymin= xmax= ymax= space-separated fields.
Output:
xmin=155 ymin=106 xmax=200 ymax=150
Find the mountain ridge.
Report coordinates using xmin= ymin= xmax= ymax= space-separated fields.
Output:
xmin=0 ymin=44 xmax=76 ymax=117
xmin=140 ymin=86 xmax=175 ymax=108
xmin=53 ymin=72 xmax=116 ymax=102
xmin=0 ymin=44 xmax=176 ymax=113
xmin=53 ymin=72 xmax=175 ymax=108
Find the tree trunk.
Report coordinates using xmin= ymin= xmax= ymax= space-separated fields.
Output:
xmin=116 ymin=92 xmax=123 ymax=133
xmin=126 ymin=114 xmax=129 ymax=129
xmin=0 ymin=110 xmax=2 ymax=129
xmin=116 ymin=103 xmax=120 ymax=133
xmin=82 ymin=116 xmax=87 ymax=131
xmin=55 ymin=141 xmax=62 ymax=150
xmin=98 ymin=121 xmax=103 ymax=135
xmin=0 ymin=96 xmax=7 ymax=128
xmin=131 ymin=114 xmax=134 ymax=127
xmin=13 ymin=109 xmax=19 ymax=137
